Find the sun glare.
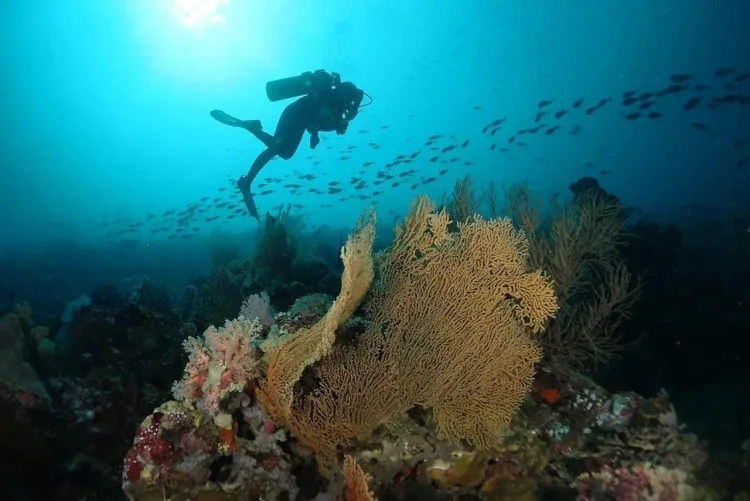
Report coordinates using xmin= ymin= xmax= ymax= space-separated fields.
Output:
xmin=168 ymin=0 xmax=229 ymax=29
xmin=127 ymin=0 xmax=277 ymax=82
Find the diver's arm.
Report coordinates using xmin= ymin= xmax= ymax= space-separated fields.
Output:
xmin=334 ymin=90 xmax=362 ymax=134
xmin=335 ymin=120 xmax=349 ymax=135
xmin=343 ymin=88 xmax=365 ymax=121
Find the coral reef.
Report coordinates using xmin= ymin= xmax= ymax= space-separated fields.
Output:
xmin=576 ymin=463 xmax=693 ymax=500
xmin=21 ymin=198 xmax=733 ymax=500
xmin=4 ymin=184 xmax=750 ymax=500
xmin=122 ymin=399 xmax=298 ymax=501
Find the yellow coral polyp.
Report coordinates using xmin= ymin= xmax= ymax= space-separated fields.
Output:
xmin=140 ymin=464 xmax=154 ymax=481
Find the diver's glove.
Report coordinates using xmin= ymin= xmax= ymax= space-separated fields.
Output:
xmin=335 ymin=121 xmax=349 ymax=135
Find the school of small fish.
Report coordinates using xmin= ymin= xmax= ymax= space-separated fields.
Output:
xmin=100 ymin=67 xmax=749 ymax=245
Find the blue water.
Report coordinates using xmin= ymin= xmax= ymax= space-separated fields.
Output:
xmin=1 ymin=0 xmax=748 ymax=302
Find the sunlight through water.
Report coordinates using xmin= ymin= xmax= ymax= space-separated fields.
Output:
xmin=126 ymin=0 xmax=279 ymax=85
xmin=168 ymin=0 xmax=229 ymax=30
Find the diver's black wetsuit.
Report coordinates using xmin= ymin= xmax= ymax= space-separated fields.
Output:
xmin=210 ymin=74 xmax=364 ymax=220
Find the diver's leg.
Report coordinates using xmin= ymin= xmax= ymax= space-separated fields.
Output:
xmin=272 ymin=102 xmax=309 ymax=160
xmin=237 ymin=148 xmax=277 ymax=222
xmin=244 ymin=125 xmax=275 ymax=149
xmin=243 ymin=148 xmax=277 ymax=187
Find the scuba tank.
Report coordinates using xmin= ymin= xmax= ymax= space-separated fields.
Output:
xmin=265 ymin=70 xmax=340 ymax=102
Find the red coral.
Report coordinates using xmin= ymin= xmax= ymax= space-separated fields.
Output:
xmin=218 ymin=426 xmax=237 ymax=452
xmin=539 ymin=387 xmax=561 ymax=404
xmin=123 ymin=412 xmax=175 ymax=481
xmin=148 ymin=438 xmax=173 ymax=462
xmin=124 ymin=450 xmax=143 ymax=481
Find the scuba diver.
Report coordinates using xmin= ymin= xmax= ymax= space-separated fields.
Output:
xmin=210 ymin=69 xmax=367 ymax=221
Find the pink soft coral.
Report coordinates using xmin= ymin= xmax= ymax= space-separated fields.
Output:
xmin=172 ymin=316 xmax=262 ymax=418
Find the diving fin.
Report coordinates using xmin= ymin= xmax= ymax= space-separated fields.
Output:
xmin=242 ymin=191 xmax=260 ymax=222
xmin=210 ymin=109 xmax=245 ymax=127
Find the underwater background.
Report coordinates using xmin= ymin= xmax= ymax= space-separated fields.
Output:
xmin=1 ymin=0 xmax=749 ymax=499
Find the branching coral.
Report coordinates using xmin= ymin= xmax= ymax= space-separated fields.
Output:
xmin=505 ymin=184 xmax=641 ymax=372
xmin=343 ymin=455 xmax=376 ymax=501
xmin=252 ymin=209 xmax=300 ymax=281
xmin=196 ymin=266 xmax=245 ymax=328
xmin=133 ymin=277 xmax=176 ymax=317
xmin=443 ymin=174 xmax=479 ymax=227
xmin=444 ymin=174 xmax=500 ymax=221
xmin=258 ymin=196 xmax=558 ymax=476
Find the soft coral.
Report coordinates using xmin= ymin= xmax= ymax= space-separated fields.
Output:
xmin=171 ymin=316 xmax=262 ymax=419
